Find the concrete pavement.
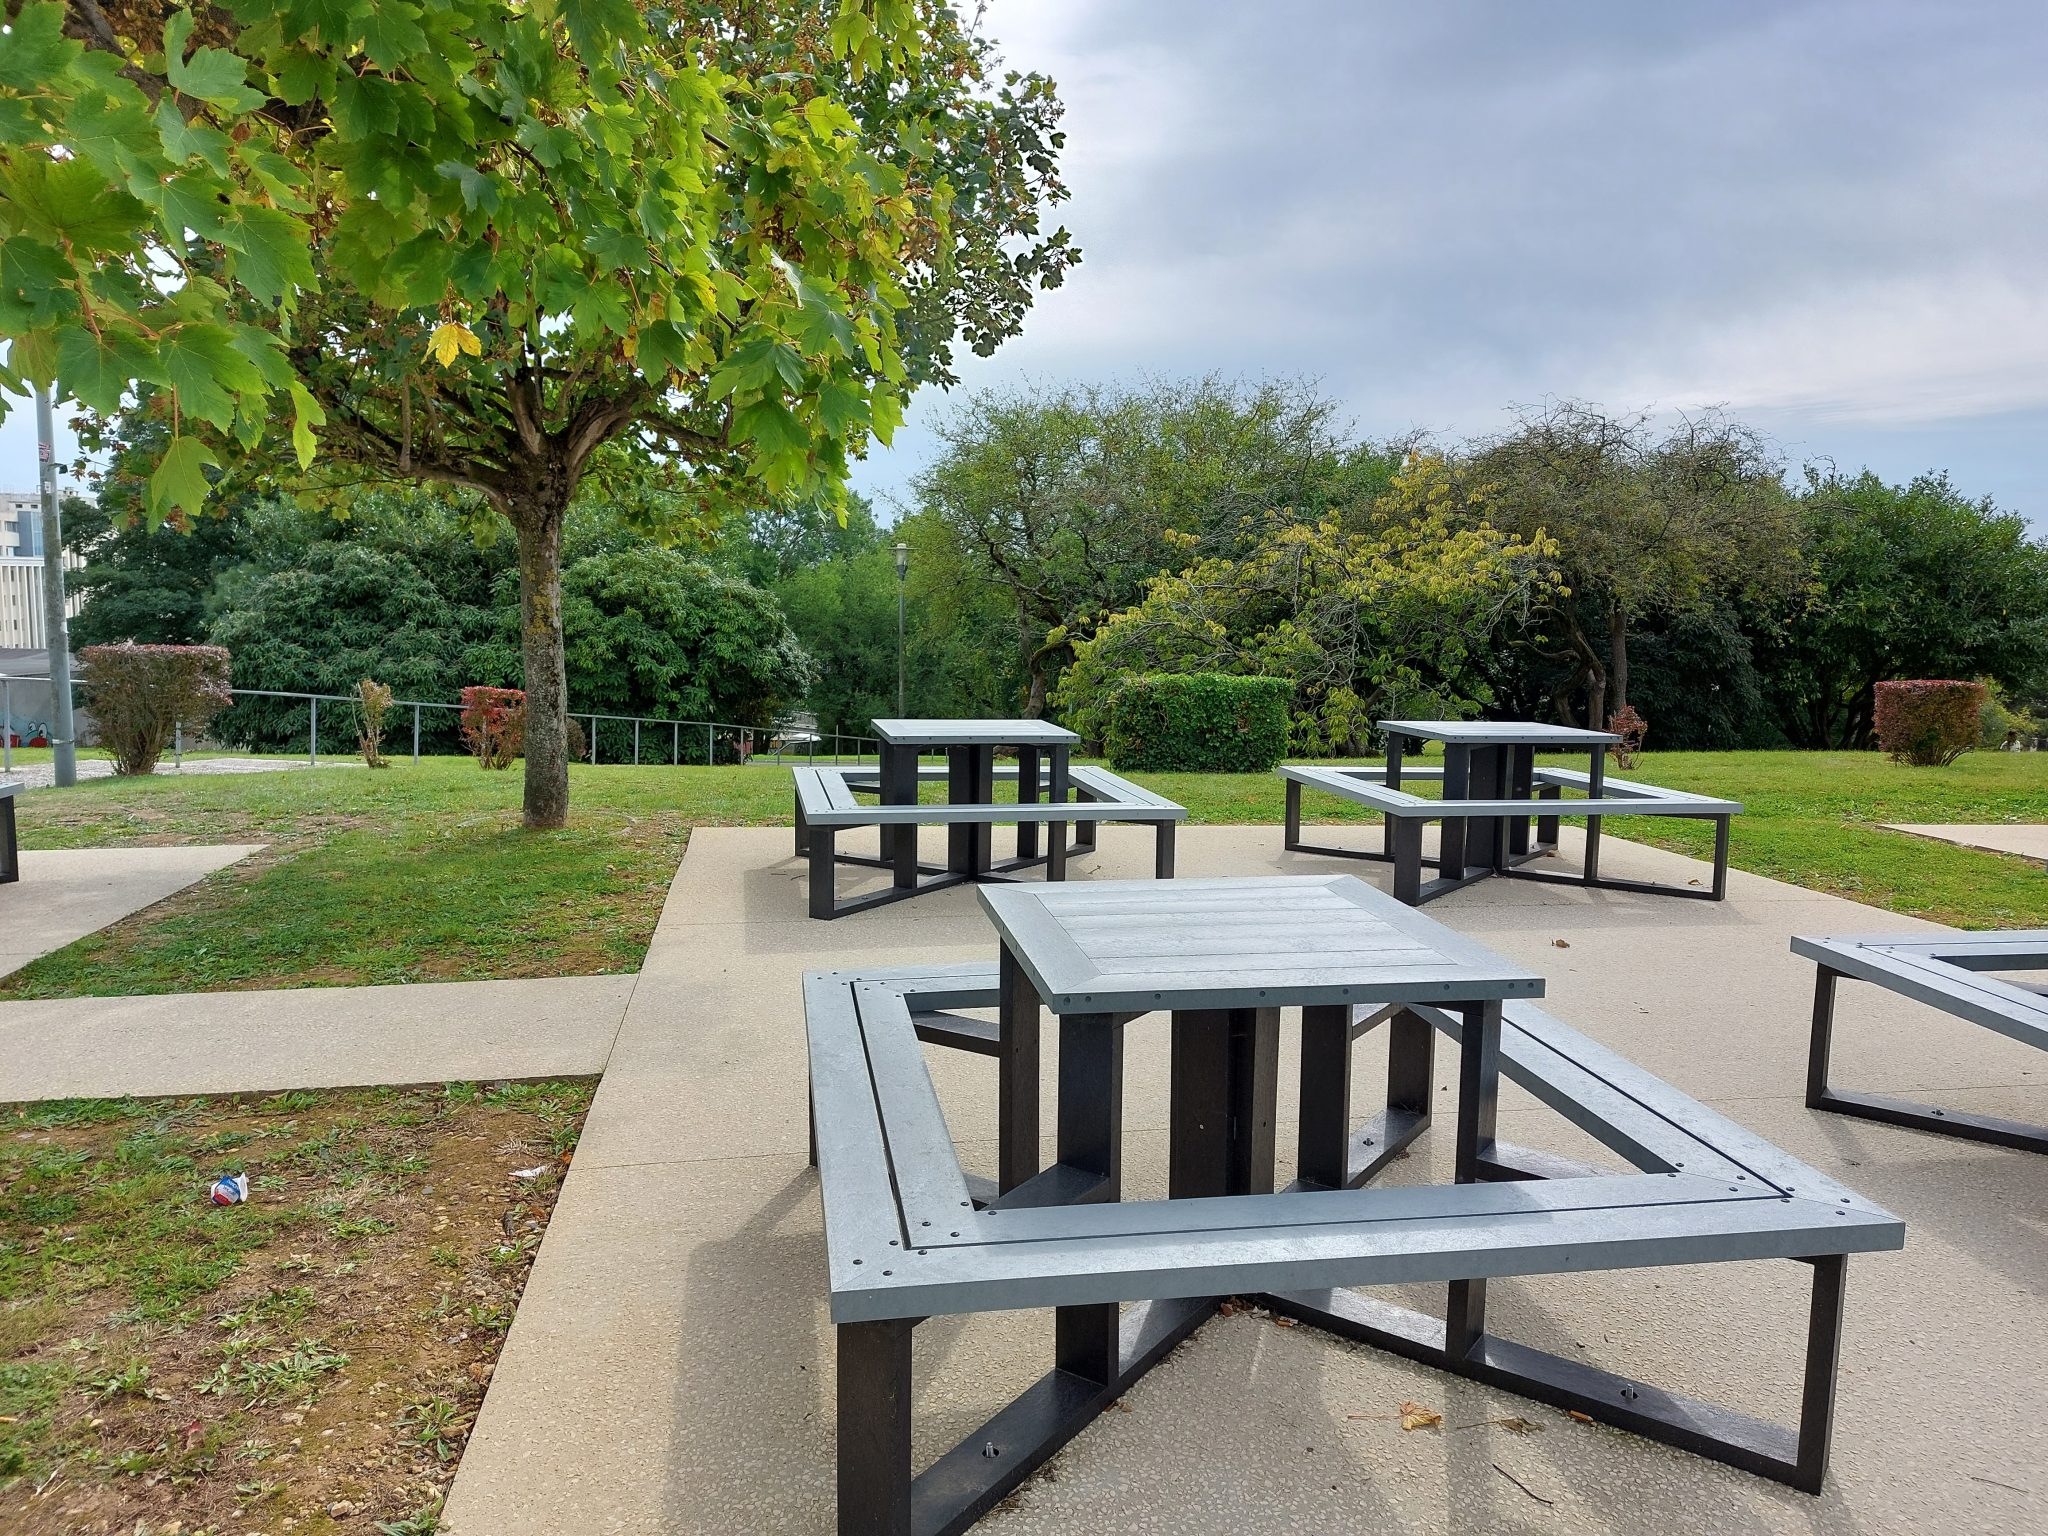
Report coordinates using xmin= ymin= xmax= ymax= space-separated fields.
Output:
xmin=1884 ymin=822 xmax=2048 ymax=864
xmin=443 ymin=825 xmax=2047 ymax=1536
xmin=0 ymin=974 xmax=634 ymax=1101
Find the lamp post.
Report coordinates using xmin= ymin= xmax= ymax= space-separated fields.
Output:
xmin=36 ymin=386 xmax=76 ymax=788
xmin=893 ymin=540 xmax=909 ymax=716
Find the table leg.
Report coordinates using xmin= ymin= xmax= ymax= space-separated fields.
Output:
xmin=1383 ymin=731 xmax=1405 ymax=855
xmin=1053 ymin=1009 xmax=1123 ymax=1387
xmin=1047 ymin=744 xmax=1071 ymax=881
xmin=1585 ymin=744 xmax=1606 ymax=882
xmin=1016 ymin=745 xmax=1040 ymax=860
xmin=1296 ymin=1004 xmax=1353 ymax=1190
xmin=973 ymin=745 xmax=995 ymax=872
xmin=1169 ymin=1007 xmax=1279 ymax=1198
xmin=946 ymin=745 xmax=970 ymax=874
xmin=1437 ymin=744 xmax=1471 ymax=878
xmin=837 ymin=1317 xmax=913 ymax=1536
xmin=1447 ymin=998 xmax=1502 ymax=1359
xmin=998 ymin=946 xmax=1043 ymax=1192
xmin=882 ymin=743 xmax=918 ymax=890
xmin=1465 ymin=744 xmax=1505 ymax=873
xmin=1507 ymin=744 xmax=1535 ymax=856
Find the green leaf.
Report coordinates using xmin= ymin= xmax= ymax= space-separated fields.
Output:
xmin=156 ymin=97 xmax=234 ymax=174
xmin=56 ymin=326 xmax=159 ymax=415
xmin=288 ymin=382 xmax=326 ymax=470
xmin=635 ymin=320 xmax=693 ymax=380
xmin=0 ymin=155 xmax=150 ymax=254
xmin=271 ymin=46 xmax=335 ymax=107
xmin=65 ymin=86 xmax=160 ymax=181
xmin=436 ymin=160 xmax=501 ymax=214
xmin=0 ymin=237 xmax=78 ymax=329
xmin=147 ymin=434 xmax=220 ymax=522
xmin=160 ymin=323 xmax=265 ymax=430
xmin=733 ymin=398 xmax=808 ymax=459
xmin=815 ymin=377 xmax=869 ymax=438
xmin=0 ymin=2 xmax=80 ymax=90
xmin=360 ymin=4 xmax=428 ymax=71
xmin=220 ymin=204 xmax=316 ymax=304
xmin=164 ymin=13 xmax=269 ymax=112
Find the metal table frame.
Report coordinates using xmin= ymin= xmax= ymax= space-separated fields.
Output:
xmin=808 ymin=878 xmax=1902 ymax=1533
xmin=0 ymin=780 xmax=19 ymax=885
xmin=1797 ymin=930 xmax=2048 ymax=1154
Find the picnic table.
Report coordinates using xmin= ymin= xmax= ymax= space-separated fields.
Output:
xmin=808 ymin=872 xmax=1896 ymax=1530
xmin=1282 ymin=718 xmax=1738 ymax=903
xmin=872 ymin=717 xmax=1078 ymax=878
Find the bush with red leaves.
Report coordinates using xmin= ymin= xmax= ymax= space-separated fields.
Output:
xmin=1873 ymin=680 xmax=1985 ymax=766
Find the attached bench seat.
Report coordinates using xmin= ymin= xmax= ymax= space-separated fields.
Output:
xmin=792 ymin=763 xmax=1184 ymax=919
xmin=1796 ymin=930 xmax=2048 ymax=1154
xmin=807 ymin=964 xmax=1901 ymax=1532
xmin=1281 ymin=761 xmax=1740 ymax=904
xmin=0 ymin=780 xmax=19 ymax=885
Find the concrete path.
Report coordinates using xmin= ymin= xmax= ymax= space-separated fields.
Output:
xmin=2 ymin=755 xmax=363 ymax=789
xmin=444 ymin=825 xmax=2048 ymax=1536
xmin=0 ymin=973 xmax=634 ymax=1101
xmin=0 ymin=843 xmax=264 ymax=978
xmin=1885 ymin=821 xmax=2048 ymax=864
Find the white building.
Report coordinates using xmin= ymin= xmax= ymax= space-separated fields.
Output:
xmin=0 ymin=490 xmax=83 ymax=650
xmin=1 ymin=489 xmax=40 ymax=558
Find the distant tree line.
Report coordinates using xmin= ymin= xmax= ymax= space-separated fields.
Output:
xmin=66 ymin=377 xmax=2048 ymax=755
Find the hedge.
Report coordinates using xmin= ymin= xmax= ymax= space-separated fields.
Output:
xmin=1104 ymin=673 xmax=1292 ymax=773
xmin=1873 ymin=679 xmax=1985 ymax=766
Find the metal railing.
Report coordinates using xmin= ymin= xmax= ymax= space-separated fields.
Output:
xmin=0 ymin=673 xmax=879 ymax=772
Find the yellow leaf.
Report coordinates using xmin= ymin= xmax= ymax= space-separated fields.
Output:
xmin=427 ymin=321 xmax=482 ymax=368
xmin=1398 ymin=1401 xmax=1442 ymax=1431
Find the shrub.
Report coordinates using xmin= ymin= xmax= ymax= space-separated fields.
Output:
xmin=1873 ymin=679 xmax=1985 ymax=766
xmin=80 ymin=643 xmax=233 ymax=776
xmin=1607 ymin=704 xmax=1648 ymax=770
xmin=356 ymin=678 xmax=394 ymax=768
xmin=1104 ymin=674 xmax=1292 ymax=773
xmin=459 ymin=686 xmax=525 ymax=770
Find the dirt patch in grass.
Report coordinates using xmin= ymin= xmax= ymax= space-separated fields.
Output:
xmin=0 ymin=1081 xmax=595 ymax=1533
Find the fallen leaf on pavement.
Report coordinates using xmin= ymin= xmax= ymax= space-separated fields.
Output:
xmin=1399 ymin=1401 xmax=1443 ymax=1431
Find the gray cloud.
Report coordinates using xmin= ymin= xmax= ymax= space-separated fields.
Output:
xmin=856 ymin=0 xmax=2048 ymax=521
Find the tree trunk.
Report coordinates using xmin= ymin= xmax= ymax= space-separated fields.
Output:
xmin=1564 ymin=616 xmax=1608 ymax=730
xmin=510 ymin=489 xmax=571 ymax=829
xmin=1608 ymin=609 xmax=1630 ymax=715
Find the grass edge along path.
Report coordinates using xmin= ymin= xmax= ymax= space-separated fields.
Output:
xmin=4 ymin=750 xmax=2044 ymax=1001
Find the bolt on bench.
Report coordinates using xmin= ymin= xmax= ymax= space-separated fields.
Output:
xmin=807 ymin=876 xmax=1902 ymax=1534
xmin=1797 ymin=930 xmax=2048 ymax=1154
xmin=1281 ymin=719 xmax=1738 ymax=905
xmin=792 ymin=725 xmax=1183 ymax=919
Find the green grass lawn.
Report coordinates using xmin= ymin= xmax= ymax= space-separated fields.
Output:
xmin=4 ymin=749 xmax=2043 ymax=999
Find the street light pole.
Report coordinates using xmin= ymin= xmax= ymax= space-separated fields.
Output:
xmin=893 ymin=540 xmax=909 ymax=716
xmin=35 ymin=386 xmax=77 ymax=788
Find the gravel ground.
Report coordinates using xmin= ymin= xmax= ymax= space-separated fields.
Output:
xmin=3 ymin=755 xmax=362 ymax=789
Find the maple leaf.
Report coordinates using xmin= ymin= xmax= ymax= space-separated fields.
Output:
xmin=1398 ymin=1400 xmax=1443 ymax=1431
xmin=427 ymin=320 xmax=482 ymax=368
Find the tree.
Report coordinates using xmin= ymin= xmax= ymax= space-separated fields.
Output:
xmin=915 ymin=377 xmax=1384 ymax=713
xmin=560 ymin=546 xmax=813 ymax=755
xmin=1057 ymin=454 xmax=1563 ymax=753
xmin=1 ymin=1 xmax=1074 ymax=825
xmin=208 ymin=539 xmax=518 ymax=752
xmin=1473 ymin=403 xmax=1799 ymax=728
xmin=1761 ymin=470 xmax=2048 ymax=748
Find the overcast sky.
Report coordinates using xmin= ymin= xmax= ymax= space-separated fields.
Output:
xmin=851 ymin=0 xmax=2048 ymax=525
xmin=4 ymin=1 xmax=2041 ymax=529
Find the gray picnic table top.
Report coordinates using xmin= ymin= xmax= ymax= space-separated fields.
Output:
xmin=870 ymin=717 xmax=1080 ymax=748
xmin=977 ymin=873 xmax=1545 ymax=1014
xmin=1379 ymin=718 xmax=1620 ymax=747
